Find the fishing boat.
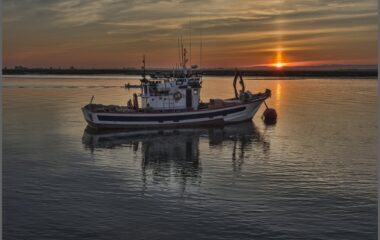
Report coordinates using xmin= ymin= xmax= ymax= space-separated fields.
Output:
xmin=82 ymin=47 xmax=272 ymax=129
xmin=124 ymin=83 xmax=141 ymax=89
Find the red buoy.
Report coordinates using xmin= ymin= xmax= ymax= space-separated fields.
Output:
xmin=263 ymin=108 xmax=277 ymax=124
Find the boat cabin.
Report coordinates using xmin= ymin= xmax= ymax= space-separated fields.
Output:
xmin=140 ymin=75 xmax=202 ymax=111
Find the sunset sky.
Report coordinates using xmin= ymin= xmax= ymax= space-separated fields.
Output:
xmin=4 ymin=0 xmax=378 ymax=68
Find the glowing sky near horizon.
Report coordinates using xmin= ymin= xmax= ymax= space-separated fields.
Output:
xmin=4 ymin=0 xmax=378 ymax=68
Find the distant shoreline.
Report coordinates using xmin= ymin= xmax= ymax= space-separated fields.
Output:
xmin=3 ymin=68 xmax=378 ymax=78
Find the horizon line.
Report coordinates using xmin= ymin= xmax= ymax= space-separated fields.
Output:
xmin=4 ymin=64 xmax=378 ymax=70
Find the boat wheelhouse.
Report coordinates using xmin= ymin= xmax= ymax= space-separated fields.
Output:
xmin=140 ymin=70 xmax=202 ymax=111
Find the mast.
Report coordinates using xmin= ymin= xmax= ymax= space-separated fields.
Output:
xmin=141 ymin=54 xmax=147 ymax=82
xmin=199 ymin=12 xmax=203 ymax=69
xmin=178 ymin=38 xmax=181 ymax=68
xmin=183 ymin=47 xmax=188 ymax=69
xmin=181 ymin=36 xmax=184 ymax=67
xmin=189 ymin=17 xmax=192 ymax=66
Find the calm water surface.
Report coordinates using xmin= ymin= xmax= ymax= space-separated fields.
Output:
xmin=3 ymin=76 xmax=378 ymax=240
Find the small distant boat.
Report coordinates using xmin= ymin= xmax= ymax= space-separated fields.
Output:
xmin=82 ymin=47 xmax=271 ymax=129
xmin=124 ymin=83 xmax=141 ymax=89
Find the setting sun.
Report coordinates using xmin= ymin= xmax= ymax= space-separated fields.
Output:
xmin=274 ymin=62 xmax=285 ymax=69
xmin=272 ymin=50 xmax=287 ymax=69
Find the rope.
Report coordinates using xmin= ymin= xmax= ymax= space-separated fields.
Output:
xmin=263 ymin=100 xmax=269 ymax=109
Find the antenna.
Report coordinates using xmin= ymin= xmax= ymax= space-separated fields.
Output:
xmin=200 ymin=33 xmax=203 ymax=69
xmin=199 ymin=11 xmax=203 ymax=69
xmin=183 ymin=48 xmax=188 ymax=68
xmin=178 ymin=38 xmax=181 ymax=68
xmin=142 ymin=54 xmax=146 ymax=80
xmin=189 ymin=17 xmax=192 ymax=66
xmin=181 ymin=36 xmax=184 ymax=67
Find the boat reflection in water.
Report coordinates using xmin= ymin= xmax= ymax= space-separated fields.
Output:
xmin=82 ymin=121 xmax=269 ymax=187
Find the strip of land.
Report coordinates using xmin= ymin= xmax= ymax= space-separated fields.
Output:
xmin=3 ymin=67 xmax=377 ymax=78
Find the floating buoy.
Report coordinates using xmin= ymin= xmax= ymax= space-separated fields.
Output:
xmin=262 ymin=101 xmax=277 ymax=124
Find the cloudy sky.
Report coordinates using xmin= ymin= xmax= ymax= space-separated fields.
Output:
xmin=4 ymin=0 xmax=377 ymax=68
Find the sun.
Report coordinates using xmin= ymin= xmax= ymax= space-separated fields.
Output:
xmin=272 ymin=62 xmax=286 ymax=69
xmin=272 ymin=50 xmax=287 ymax=69
xmin=275 ymin=62 xmax=284 ymax=69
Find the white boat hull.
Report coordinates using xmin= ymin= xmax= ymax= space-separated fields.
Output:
xmin=82 ymin=97 xmax=266 ymax=129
